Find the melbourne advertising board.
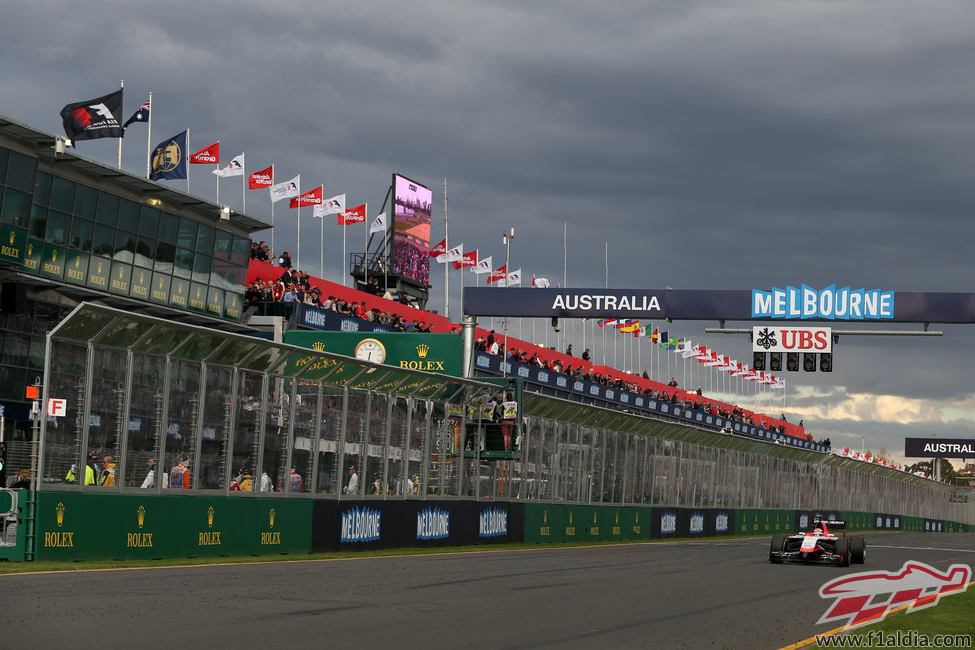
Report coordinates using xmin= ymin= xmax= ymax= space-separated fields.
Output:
xmin=463 ymin=285 xmax=975 ymax=323
xmin=284 ymin=331 xmax=463 ymax=376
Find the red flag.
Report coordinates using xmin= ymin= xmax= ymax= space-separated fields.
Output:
xmin=452 ymin=249 xmax=478 ymax=270
xmin=189 ymin=141 xmax=220 ymax=165
xmin=487 ymin=264 xmax=508 ymax=284
xmin=429 ymin=239 xmax=447 ymax=257
xmin=249 ymin=165 xmax=273 ymax=189
xmin=338 ymin=203 xmax=366 ymax=225
xmin=289 ymin=185 xmax=323 ymax=209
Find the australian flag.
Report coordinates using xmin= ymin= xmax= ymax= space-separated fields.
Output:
xmin=149 ymin=130 xmax=187 ymax=181
xmin=123 ymin=97 xmax=151 ymax=131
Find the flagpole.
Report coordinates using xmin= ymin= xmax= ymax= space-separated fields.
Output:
xmin=443 ymin=178 xmax=448 ymax=320
xmin=117 ymin=79 xmax=124 ymax=169
xmin=186 ymin=128 xmax=191 ymax=193
xmin=364 ymin=202 xmax=369 ymax=289
xmin=561 ymin=221 xmax=567 ymax=352
xmin=342 ymin=212 xmax=346 ymax=286
xmin=241 ymin=153 xmax=246 ymax=213
xmin=270 ymin=164 xmax=275 ymax=256
xmin=145 ymin=92 xmax=152 ymax=179
xmin=215 ymin=140 xmax=220 ymax=205
xmin=296 ymin=177 xmax=301 ymax=271
xmin=320 ymin=196 xmax=325 ymax=279
xmin=603 ymin=241 xmax=608 ymax=365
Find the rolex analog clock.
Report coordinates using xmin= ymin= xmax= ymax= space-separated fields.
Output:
xmin=353 ymin=338 xmax=386 ymax=364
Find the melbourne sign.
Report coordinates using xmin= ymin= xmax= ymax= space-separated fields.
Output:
xmin=905 ymin=438 xmax=975 ymax=459
xmin=751 ymin=286 xmax=894 ymax=320
xmin=464 ymin=286 xmax=975 ymax=323
xmin=752 ymin=326 xmax=832 ymax=353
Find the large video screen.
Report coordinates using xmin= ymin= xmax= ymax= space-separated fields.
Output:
xmin=390 ymin=173 xmax=432 ymax=286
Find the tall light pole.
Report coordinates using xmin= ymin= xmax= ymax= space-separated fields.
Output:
xmin=502 ymin=227 xmax=515 ymax=377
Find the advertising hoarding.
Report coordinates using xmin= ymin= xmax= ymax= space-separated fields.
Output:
xmin=752 ymin=326 xmax=832 ymax=353
xmin=905 ymin=438 xmax=975 ymax=459
xmin=390 ymin=174 xmax=432 ymax=286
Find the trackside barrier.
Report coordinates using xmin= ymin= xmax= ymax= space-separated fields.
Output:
xmin=523 ymin=504 xmax=653 ymax=544
xmin=0 ymin=489 xmax=27 ymax=561
xmin=33 ymin=492 xmax=312 ymax=562
xmin=310 ymin=500 xmax=525 ymax=552
xmin=17 ymin=493 xmax=975 ymax=562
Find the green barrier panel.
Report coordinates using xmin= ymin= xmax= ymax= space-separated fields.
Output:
xmin=34 ymin=492 xmax=314 ymax=561
xmin=35 ymin=491 xmax=121 ymax=561
xmin=738 ymin=509 xmax=791 ymax=535
xmin=523 ymin=504 xmax=652 ymax=544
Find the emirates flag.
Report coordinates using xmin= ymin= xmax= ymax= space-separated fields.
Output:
xmin=314 ymin=194 xmax=345 ymax=218
xmin=249 ymin=165 xmax=273 ymax=190
xmin=487 ymin=264 xmax=508 ymax=284
xmin=452 ymin=250 xmax=477 ymax=270
xmin=429 ymin=239 xmax=447 ymax=257
xmin=189 ymin=141 xmax=220 ymax=165
xmin=338 ymin=203 xmax=366 ymax=225
xmin=289 ymin=185 xmax=323 ymax=209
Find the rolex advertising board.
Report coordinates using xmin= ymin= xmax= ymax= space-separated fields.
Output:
xmin=284 ymin=331 xmax=463 ymax=377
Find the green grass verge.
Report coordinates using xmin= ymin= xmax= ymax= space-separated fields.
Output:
xmin=0 ymin=534 xmax=769 ymax=575
xmin=814 ymin=585 xmax=974 ymax=648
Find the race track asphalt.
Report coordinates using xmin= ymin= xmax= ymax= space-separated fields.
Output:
xmin=1 ymin=532 xmax=973 ymax=650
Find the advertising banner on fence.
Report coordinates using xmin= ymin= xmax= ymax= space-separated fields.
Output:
xmin=752 ymin=326 xmax=832 ymax=353
xmin=905 ymin=437 xmax=975 ymax=458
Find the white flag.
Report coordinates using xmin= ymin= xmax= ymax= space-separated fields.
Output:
xmin=681 ymin=340 xmax=697 ymax=358
xmin=314 ymin=193 xmax=346 ymax=218
xmin=505 ymin=268 xmax=522 ymax=286
xmin=270 ymin=174 xmax=300 ymax=203
xmin=532 ymin=276 xmax=550 ymax=288
xmin=369 ymin=212 xmax=386 ymax=234
xmin=213 ymin=153 xmax=244 ymax=177
xmin=437 ymin=244 xmax=463 ymax=263
xmin=471 ymin=255 xmax=492 ymax=274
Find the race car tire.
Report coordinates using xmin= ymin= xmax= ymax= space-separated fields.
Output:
xmin=849 ymin=537 xmax=866 ymax=564
xmin=769 ymin=534 xmax=786 ymax=563
xmin=834 ymin=538 xmax=850 ymax=567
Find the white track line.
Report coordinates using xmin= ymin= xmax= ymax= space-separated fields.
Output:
xmin=870 ymin=544 xmax=975 ymax=553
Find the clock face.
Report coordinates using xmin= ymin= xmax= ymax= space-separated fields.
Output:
xmin=354 ymin=338 xmax=386 ymax=364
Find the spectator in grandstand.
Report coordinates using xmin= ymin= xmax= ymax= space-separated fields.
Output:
xmin=169 ymin=453 xmax=191 ymax=489
xmin=582 ymin=348 xmax=591 ymax=361
xmin=344 ymin=464 xmax=359 ymax=495
xmin=277 ymin=251 xmax=292 ymax=269
xmin=696 ymin=386 xmax=703 ymax=396
xmin=140 ymin=457 xmax=156 ymax=489
xmin=668 ymin=377 xmax=679 ymax=388
xmin=99 ymin=455 xmax=117 ymax=487
xmin=260 ymin=470 xmax=274 ymax=492
xmin=238 ymin=467 xmax=254 ymax=491
xmin=7 ymin=469 xmax=31 ymax=490
xmin=487 ymin=330 xmax=496 ymax=348
xmin=288 ymin=467 xmax=304 ymax=492
xmin=565 ymin=344 xmax=574 ymax=356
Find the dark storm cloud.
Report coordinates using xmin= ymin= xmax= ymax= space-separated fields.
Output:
xmin=2 ymin=1 xmax=974 ymax=445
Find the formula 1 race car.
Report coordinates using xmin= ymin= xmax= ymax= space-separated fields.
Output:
xmin=769 ymin=519 xmax=866 ymax=566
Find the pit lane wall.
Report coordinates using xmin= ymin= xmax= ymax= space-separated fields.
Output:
xmin=7 ymin=493 xmax=970 ymax=562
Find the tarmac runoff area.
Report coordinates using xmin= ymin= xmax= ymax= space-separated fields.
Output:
xmin=1 ymin=532 xmax=973 ymax=649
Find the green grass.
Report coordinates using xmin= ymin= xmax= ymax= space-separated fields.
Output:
xmin=814 ymin=585 xmax=974 ymax=648
xmin=0 ymin=533 xmax=768 ymax=575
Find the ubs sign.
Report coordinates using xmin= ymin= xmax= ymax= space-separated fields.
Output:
xmin=752 ymin=326 xmax=832 ymax=353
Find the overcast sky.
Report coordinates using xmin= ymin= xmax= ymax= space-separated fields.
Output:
xmin=3 ymin=1 xmax=974 ymax=464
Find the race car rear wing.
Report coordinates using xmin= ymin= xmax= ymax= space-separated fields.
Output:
xmin=824 ymin=519 xmax=846 ymax=530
